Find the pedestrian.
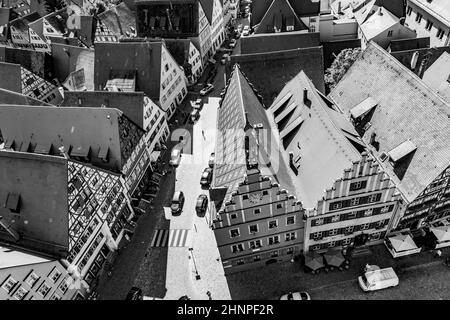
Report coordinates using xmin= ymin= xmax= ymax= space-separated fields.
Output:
xmin=206 ymin=291 xmax=212 ymax=300
xmin=202 ymin=130 xmax=205 ymax=140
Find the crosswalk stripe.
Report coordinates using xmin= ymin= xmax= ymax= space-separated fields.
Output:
xmin=151 ymin=229 xmax=189 ymax=247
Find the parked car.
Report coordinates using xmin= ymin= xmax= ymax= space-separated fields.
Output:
xmin=169 ymin=148 xmax=182 ymax=167
xmin=190 ymin=109 xmax=200 ymax=123
xmin=200 ymin=83 xmax=214 ymax=96
xmin=358 ymin=265 xmax=399 ymax=292
xmin=195 ymin=194 xmax=209 ymax=217
xmin=193 ymin=98 xmax=203 ymax=110
xmin=208 ymin=152 xmax=215 ymax=168
xmin=280 ymin=291 xmax=311 ymax=300
xmin=200 ymin=167 xmax=213 ymax=187
xmin=242 ymin=25 xmax=250 ymax=36
xmin=171 ymin=191 xmax=185 ymax=215
xmin=236 ymin=24 xmax=243 ymax=33
xmin=125 ymin=287 xmax=143 ymax=300
xmin=221 ymin=54 xmax=230 ymax=65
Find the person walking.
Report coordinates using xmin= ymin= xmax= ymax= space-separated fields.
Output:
xmin=202 ymin=130 xmax=206 ymax=140
xmin=206 ymin=291 xmax=212 ymax=300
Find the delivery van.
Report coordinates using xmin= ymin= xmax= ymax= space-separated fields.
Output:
xmin=358 ymin=265 xmax=399 ymax=292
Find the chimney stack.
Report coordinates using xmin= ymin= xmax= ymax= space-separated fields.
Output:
xmin=303 ymin=88 xmax=308 ymax=103
xmin=378 ymin=7 xmax=383 ymax=15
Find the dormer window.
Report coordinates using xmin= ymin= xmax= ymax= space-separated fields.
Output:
xmin=388 ymin=140 xmax=417 ymax=164
xmin=5 ymin=193 xmax=21 ymax=213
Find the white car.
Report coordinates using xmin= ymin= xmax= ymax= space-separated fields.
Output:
xmin=280 ymin=292 xmax=311 ymax=300
xmin=242 ymin=25 xmax=250 ymax=36
xmin=169 ymin=148 xmax=182 ymax=167
xmin=200 ymin=83 xmax=214 ymax=96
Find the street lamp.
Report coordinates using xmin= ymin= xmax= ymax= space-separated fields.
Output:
xmin=189 ymin=248 xmax=201 ymax=280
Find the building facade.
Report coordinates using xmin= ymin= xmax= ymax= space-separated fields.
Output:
xmin=304 ymin=153 xmax=404 ymax=252
xmin=212 ymin=168 xmax=304 ymax=274
xmin=405 ymin=0 xmax=450 ymax=47
xmin=210 ymin=0 xmax=225 ymax=54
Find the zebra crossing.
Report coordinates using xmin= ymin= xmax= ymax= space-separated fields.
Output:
xmin=151 ymin=229 xmax=190 ymax=247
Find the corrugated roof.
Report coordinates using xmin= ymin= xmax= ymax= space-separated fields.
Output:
xmin=329 ymin=42 xmax=450 ymax=202
xmin=267 ymin=71 xmax=361 ymax=208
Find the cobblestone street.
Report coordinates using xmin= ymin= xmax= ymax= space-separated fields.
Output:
xmin=226 ymin=245 xmax=450 ymax=300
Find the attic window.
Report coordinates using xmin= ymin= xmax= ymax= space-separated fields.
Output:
xmin=4 ymin=139 xmax=15 ymax=150
xmin=350 ymin=97 xmax=377 ymax=120
xmin=98 ymin=145 xmax=109 ymax=162
xmin=34 ymin=142 xmax=52 ymax=155
xmin=71 ymin=146 xmax=91 ymax=161
xmin=5 ymin=193 xmax=21 ymax=213
xmin=388 ymin=140 xmax=417 ymax=163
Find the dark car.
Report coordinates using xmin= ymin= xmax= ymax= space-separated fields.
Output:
xmin=171 ymin=191 xmax=185 ymax=215
xmin=195 ymin=194 xmax=209 ymax=217
xmin=125 ymin=287 xmax=143 ymax=300
xmin=200 ymin=168 xmax=213 ymax=187
xmin=190 ymin=109 xmax=200 ymax=123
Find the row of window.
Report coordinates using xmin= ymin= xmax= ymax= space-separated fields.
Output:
xmin=229 ymin=216 xmax=295 ymax=238
xmin=309 ymin=219 xmax=390 ymax=240
xmin=1 ymin=266 xmax=68 ymax=300
xmin=230 ymin=231 xmax=298 ymax=254
xmin=328 ymin=192 xmax=382 ymax=211
xmin=408 ymin=8 xmax=447 ymax=40
xmin=309 ymin=231 xmax=386 ymax=251
xmin=312 ymin=204 xmax=394 ymax=226
xmin=231 ymin=247 xmax=296 ymax=266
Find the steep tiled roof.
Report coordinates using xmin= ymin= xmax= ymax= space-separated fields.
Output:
xmin=213 ymin=65 xmax=300 ymax=212
xmin=254 ymin=0 xmax=308 ymax=34
xmin=252 ymin=0 xmax=320 ymax=27
xmin=0 ymin=87 xmax=53 ymax=106
xmin=164 ymin=39 xmax=191 ymax=66
xmin=267 ymin=71 xmax=362 ymax=208
xmin=62 ymin=91 xmax=147 ymax=129
xmin=94 ymin=41 xmax=163 ymax=102
xmin=0 ymin=105 xmax=144 ymax=173
xmin=422 ymin=52 xmax=450 ymax=104
xmin=0 ymin=150 xmax=69 ymax=257
xmin=329 ymin=42 xmax=450 ymax=202
xmin=229 ymin=45 xmax=325 ymax=106
xmin=237 ymin=31 xmax=320 ymax=55
xmin=199 ymin=0 xmax=214 ymax=24
xmin=359 ymin=7 xmax=397 ymax=40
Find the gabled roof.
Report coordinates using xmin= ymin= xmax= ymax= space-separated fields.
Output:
xmin=251 ymin=0 xmax=319 ymax=27
xmin=359 ymin=7 xmax=398 ymax=40
xmin=267 ymin=71 xmax=361 ymax=208
xmin=254 ymin=0 xmax=308 ymax=34
xmin=94 ymin=41 xmax=163 ymax=102
xmin=0 ymin=105 xmax=144 ymax=173
xmin=410 ymin=0 xmax=450 ymax=27
xmin=0 ymin=87 xmax=53 ymax=106
xmin=329 ymin=42 xmax=450 ymax=202
xmin=422 ymin=52 xmax=450 ymax=104
xmin=229 ymin=45 xmax=325 ymax=106
xmin=212 ymin=65 xmax=298 ymax=210
xmin=61 ymin=90 xmax=149 ymax=129
xmin=0 ymin=150 xmax=69 ymax=258
xmin=199 ymin=0 xmax=214 ymax=24
xmin=164 ymin=38 xmax=191 ymax=66
xmin=237 ymin=31 xmax=320 ymax=55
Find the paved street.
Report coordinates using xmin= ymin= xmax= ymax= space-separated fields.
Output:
xmin=226 ymin=244 xmax=450 ymax=300
xmin=96 ymin=52 xmax=229 ymax=300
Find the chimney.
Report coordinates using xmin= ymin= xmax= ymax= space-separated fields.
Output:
xmin=378 ymin=7 xmax=383 ymax=15
xmin=303 ymin=88 xmax=308 ymax=103
xmin=289 ymin=152 xmax=294 ymax=165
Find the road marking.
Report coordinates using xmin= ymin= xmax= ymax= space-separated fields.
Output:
xmin=151 ymin=229 xmax=190 ymax=247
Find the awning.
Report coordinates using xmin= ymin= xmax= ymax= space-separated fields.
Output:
xmin=430 ymin=225 xmax=450 ymax=243
xmin=388 ymin=140 xmax=417 ymax=162
xmin=323 ymin=249 xmax=345 ymax=267
xmin=350 ymin=97 xmax=377 ymax=119
xmin=304 ymin=252 xmax=324 ymax=271
xmin=389 ymin=234 xmax=418 ymax=252
xmin=150 ymin=150 xmax=161 ymax=162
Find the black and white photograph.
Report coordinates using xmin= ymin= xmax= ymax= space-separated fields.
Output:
xmin=0 ymin=0 xmax=449 ymax=310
